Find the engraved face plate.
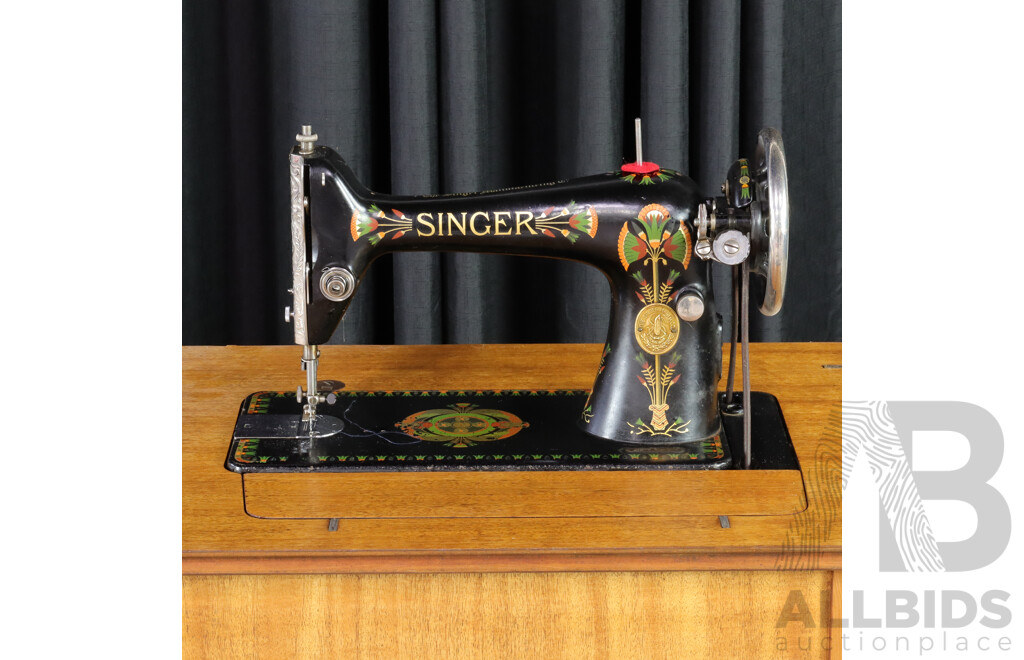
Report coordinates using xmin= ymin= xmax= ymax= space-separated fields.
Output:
xmin=289 ymin=153 xmax=308 ymax=345
xmin=634 ymin=303 xmax=680 ymax=355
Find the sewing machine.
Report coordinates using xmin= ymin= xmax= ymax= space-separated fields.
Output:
xmin=226 ymin=120 xmax=795 ymax=493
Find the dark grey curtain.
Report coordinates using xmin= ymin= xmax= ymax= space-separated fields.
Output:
xmin=183 ymin=0 xmax=840 ymax=346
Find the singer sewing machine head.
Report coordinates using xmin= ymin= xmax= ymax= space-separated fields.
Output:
xmin=228 ymin=121 xmax=790 ymax=474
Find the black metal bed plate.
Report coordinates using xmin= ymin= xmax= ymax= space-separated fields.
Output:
xmin=226 ymin=390 xmax=798 ymax=473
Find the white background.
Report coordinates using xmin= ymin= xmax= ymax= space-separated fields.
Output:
xmin=845 ymin=2 xmax=1023 ymax=658
xmin=0 ymin=1 xmax=1021 ymax=657
xmin=0 ymin=2 xmax=182 ymax=655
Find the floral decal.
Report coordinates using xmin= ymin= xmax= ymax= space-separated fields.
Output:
xmin=737 ymin=159 xmax=752 ymax=202
xmin=351 ymin=205 xmax=414 ymax=244
xmin=617 ymin=203 xmax=691 ymax=272
xmin=581 ymin=343 xmax=612 ymax=423
xmin=395 ymin=402 xmax=529 ymax=448
xmin=534 ymin=202 xmax=599 ymax=242
xmin=617 ymin=204 xmax=694 ymax=438
xmin=620 ymin=167 xmax=681 ymax=186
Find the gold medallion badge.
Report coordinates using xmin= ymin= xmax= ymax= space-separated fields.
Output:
xmin=634 ymin=303 xmax=679 ymax=355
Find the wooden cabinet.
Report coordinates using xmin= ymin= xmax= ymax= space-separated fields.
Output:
xmin=184 ymin=343 xmax=841 ymax=659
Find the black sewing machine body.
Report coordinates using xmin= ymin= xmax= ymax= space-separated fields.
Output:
xmin=304 ymin=150 xmax=720 ymax=445
xmin=227 ymin=124 xmax=793 ymax=478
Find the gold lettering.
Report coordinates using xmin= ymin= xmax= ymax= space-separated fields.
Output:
xmin=470 ymin=211 xmax=491 ymax=236
xmin=493 ymin=211 xmax=512 ymax=236
xmin=448 ymin=212 xmax=466 ymax=236
xmin=515 ymin=211 xmax=536 ymax=235
xmin=416 ymin=213 xmax=435 ymax=237
xmin=412 ymin=210 xmax=550 ymax=237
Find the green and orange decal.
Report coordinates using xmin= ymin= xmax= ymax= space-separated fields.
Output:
xmin=395 ymin=402 xmax=529 ymax=448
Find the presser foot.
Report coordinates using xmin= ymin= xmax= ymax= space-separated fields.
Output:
xmin=296 ymin=344 xmax=341 ymax=426
xmin=234 ymin=411 xmax=346 ymax=441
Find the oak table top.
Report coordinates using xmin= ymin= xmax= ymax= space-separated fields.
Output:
xmin=183 ymin=343 xmax=841 ymax=574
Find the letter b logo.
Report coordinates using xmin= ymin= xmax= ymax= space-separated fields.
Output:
xmin=843 ymin=402 xmax=1010 ymax=572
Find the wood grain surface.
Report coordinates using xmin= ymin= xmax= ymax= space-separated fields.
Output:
xmin=183 ymin=343 xmax=841 ymax=574
xmin=183 ymin=570 xmax=835 ymax=660
xmin=831 ymin=570 xmax=843 ymax=655
xmin=244 ymin=468 xmax=807 ymax=518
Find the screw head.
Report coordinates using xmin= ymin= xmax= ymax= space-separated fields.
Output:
xmin=695 ymin=239 xmax=712 ymax=259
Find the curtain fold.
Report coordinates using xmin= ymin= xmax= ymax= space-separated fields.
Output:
xmin=640 ymin=0 xmax=689 ymax=174
xmin=439 ymin=0 xmax=513 ymax=344
xmin=545 ymin=0 xmax=625 ymax=343
xmin=183 ymin=0 xmax=841 ymax=346
xmin=389 ymin=0 xmax=443 ymax=344
xmin=740 ymin=0 xmax=786 ymax=341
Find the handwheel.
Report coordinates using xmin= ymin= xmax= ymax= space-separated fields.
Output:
xmin=749 ymin=127 xmax=789 ymax=316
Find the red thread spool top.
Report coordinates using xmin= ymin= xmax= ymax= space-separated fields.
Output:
xmin=620 ymin=161 xmax=661 ymax=175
